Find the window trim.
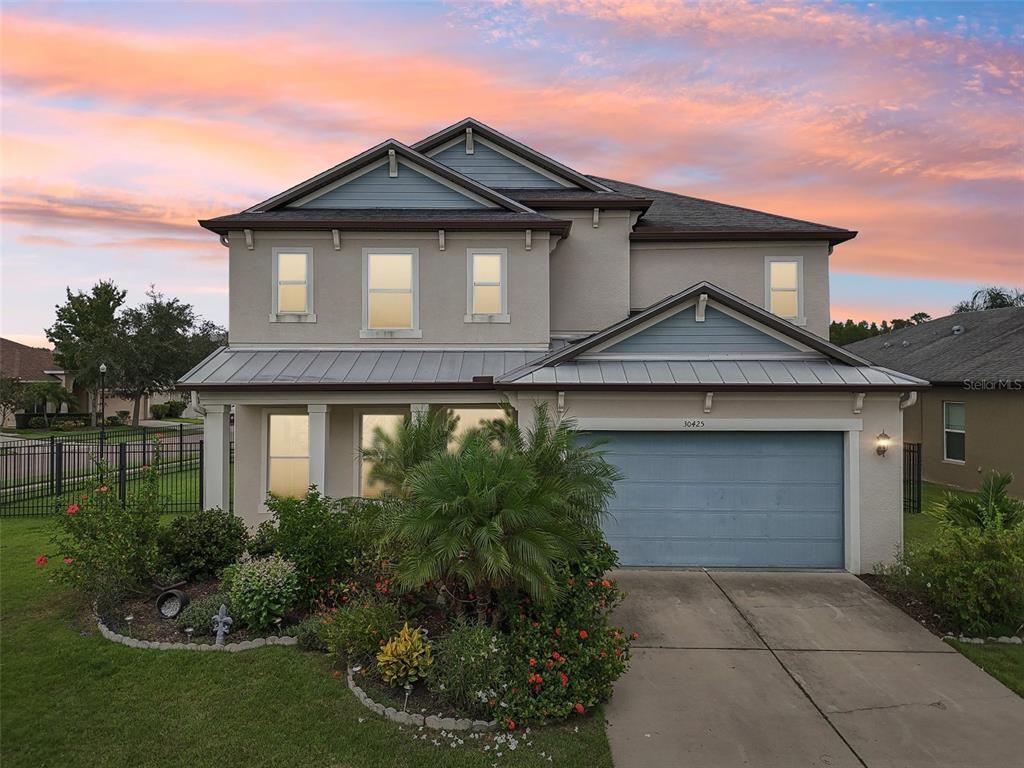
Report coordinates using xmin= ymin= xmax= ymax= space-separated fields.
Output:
xmin=464 ymin=247 xmax=510 ymax=323
xmin=942 ymin=400 xmax=966 ymax=464
xmin=270 ymin=247 xmax=316 ymax=323
xmin=764 ymin=255 xmax=805 ymax=326
xmin=361 ymin=247 xmax=421 ymax=338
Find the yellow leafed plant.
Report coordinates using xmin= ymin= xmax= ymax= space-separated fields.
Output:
xmin=376 ymin=622 xmax=433 ymax=686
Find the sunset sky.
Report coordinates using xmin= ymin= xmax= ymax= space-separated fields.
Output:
xmin=1 ymin=0 xmax=1021 ymax=348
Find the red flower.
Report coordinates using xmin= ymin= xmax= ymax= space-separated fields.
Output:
xmin=586 ymin=580 xmax=594 ymax=588
xmin=601 ymin=579 xmax=611 ymax=588
xmin=631 ymin=631 xmax=640 ymax=640
xmin=331 ymin=670 xmax=342 ymax=679
xmin=551 ymin=651 xmax=561 ymax=660
xmin=63 ymin=557 xmax=74 ymax=565
xmin=559 ymin=672 xmax=569 ymax=686
xmin=574 ymin=703 xmax=585 ymax=714
xmin=554 ymin=627 xmax=561 ymax=637
xmin=66 ymin=503 xmax=79 ymax=515
xmin=614 ymin=648 xmax=622 ymax=658
xmin=578 ymin=630 xmax=589 ymax=640
xmin=531 ymin=621 xmax=540 ymax=629
xmin=35 ymin=555 xmax=48 ymax=567
xmin=528 ymin=658 xmax=537 ymax=667
xmin=506 ymin=719 xmax=516 ymax=731
xmin=528 ymin=673 xmax=543 ymax=685
xmin=567 ymin=577 xmax=575 ymax=587
xmin=599 ymin=650 xmax=608 ymax=658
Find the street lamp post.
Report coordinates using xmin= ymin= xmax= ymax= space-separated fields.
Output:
xmin=99 ymin=363 xmax=107 ymax=429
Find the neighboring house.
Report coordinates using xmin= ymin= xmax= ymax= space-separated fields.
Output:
xmin=180 ymin=118 xmax=927 ymax=573
xmin=847 ymin=308 xmax=1024 ymax=497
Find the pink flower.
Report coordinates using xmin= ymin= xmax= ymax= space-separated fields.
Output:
xmin=578 ymin=630 xmax=589 ymax=640
xmin=63 ymin=557 xmax=74 ymax=565
xmin=97 ymin=485 xmax=108 ymax=493
xmin=66 ymin=503 xmax=79 ymax=515
xmin=35 ymin=555 xmax=48 ymax=567
xmin=574 ymin=703 xmax=585 ymax=714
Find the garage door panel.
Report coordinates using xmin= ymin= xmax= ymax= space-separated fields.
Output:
xmin=592 ymin=431 xmax=845 ymax=568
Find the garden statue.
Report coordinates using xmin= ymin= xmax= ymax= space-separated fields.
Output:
xmin=213 ymin=604 xmax=232 ymax=646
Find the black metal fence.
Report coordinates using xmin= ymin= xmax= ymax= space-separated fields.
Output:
xmin=0 ymin=425 xmax=207 ymax=516
xmin=903 ymin=441 xmax=922 ymax=514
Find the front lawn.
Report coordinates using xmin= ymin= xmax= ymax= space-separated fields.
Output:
xmin=0 ymin=516 xmax=613 ymax=768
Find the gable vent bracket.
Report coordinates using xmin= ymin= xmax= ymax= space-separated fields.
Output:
xmin=332 ymin=229 xmax=341 ymax=251
xmin=244 ymin=229 xmax=254 ymax=250
xmin=852 ymin=392 xmax=865 ymax=414
xmin=696 ymin=293 xmax=708 ymax=323
xmin=465 ymin=127 xmax=474 ymax=154
xmin=438 ymin=229 xmax=445 ymax=251
xmin=388 ymin=149 xmax=398 ymax=177
xmin=592 ymin=208 xmax=600 ymax=228
xmin=703 ymin=392 xmax=714 ymax=414
xmin=525 ymin=229 xmax=532 ymax=251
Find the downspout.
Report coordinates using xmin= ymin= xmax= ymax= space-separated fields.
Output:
xmin=219 ymin=234 xmax=230 ymax=248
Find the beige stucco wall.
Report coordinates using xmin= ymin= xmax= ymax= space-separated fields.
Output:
xmin=545 ymin=209 xmax=633 ymax=334
xmin=228 ymin=229 xmax=551 ymax=346
xmin=904 ymin=387 xmax=1024 ymax=497
xmin=511 ymin=389 xmax=904 ymax=572
xmin=629 ymin=241 xmax=832 ymax=338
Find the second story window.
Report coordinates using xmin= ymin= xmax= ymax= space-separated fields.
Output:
xmin=362 ymin=248 xmax=420 ymax=337
xmin=766 ymin=257 xmax=802 ymax=323
xmin=272 ymin=247 xmax=314 ymax=321
xmin=466 ymin=248 xmax=509 ymax=322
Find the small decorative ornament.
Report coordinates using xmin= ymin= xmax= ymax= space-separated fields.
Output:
xmin=185 ymin=627 xmax=194 ymax=642
xmin=125 ymin=614 xmax=134 ymax=637
xmin=213 ymin=604 xmax=232 ymax=646
xmin=155 ymin=589 xmax=189 ymax=620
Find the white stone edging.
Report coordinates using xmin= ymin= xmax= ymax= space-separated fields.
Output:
xmin=346 ymin=667 xmax=496 ymax=732
xmin=944 ymin=634 xmax=1023 ymax=646
xmin=95 ymin=615 xmax=298 ymax=651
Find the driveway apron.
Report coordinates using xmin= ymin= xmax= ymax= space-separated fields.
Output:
xmin=605 ymin=569 xmax=1024 ymax=768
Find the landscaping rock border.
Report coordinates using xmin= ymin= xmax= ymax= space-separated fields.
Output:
xmin=346 ymin=667 xmax=496 ymax=732
xmin=944 ymin=634 xmax=1023 ymax=646
xmin=95 ymin=615 xmax=298 ymax=652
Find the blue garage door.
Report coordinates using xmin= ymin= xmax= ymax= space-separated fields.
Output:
xmin=591 ymin=431 xmax=845 ymax=568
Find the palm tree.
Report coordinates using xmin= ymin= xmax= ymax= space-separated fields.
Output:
xmin=359 ymin=408 xmax=457 ymax=498
xmin=929 ymin=471 xmax=1023 ymax=531
xmin=953 ymin=287 xmax=1024 ymax=313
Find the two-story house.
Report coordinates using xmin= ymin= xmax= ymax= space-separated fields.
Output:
xmin=181 ymin=118 xmax=926 ymax=573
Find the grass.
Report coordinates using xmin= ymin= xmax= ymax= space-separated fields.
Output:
xmin=163 ymin=416 xmax=204 ymax=424
xmin=902 ymin=482 xmax=1023 ymax=698
xmin=0 ymin=516 xmax=613 ymax=768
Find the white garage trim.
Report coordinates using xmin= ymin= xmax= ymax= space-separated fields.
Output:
xmin=578 ymin=416 xmax=862 ymax=572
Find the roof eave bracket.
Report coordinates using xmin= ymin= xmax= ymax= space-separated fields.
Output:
xmin=703 ymin=392 xmax=714 ymax=414
xmin=465 ymin=127 xmax=474 ymax=154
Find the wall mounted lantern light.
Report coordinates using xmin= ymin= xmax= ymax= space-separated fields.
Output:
xmin=876 ymin=431 xmax=891 ymax=457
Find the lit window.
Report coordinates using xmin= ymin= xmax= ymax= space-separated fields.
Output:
xmin=768 ymin=259 xmax=800 ymax=319
xmin=365 ymin=251 xmax=416 ymax=329
xmin=268 ymin=414 xmax=309 ymax=498
xmin=275 ymin=250 xmax=310 ymax=314
xmin=468 ymin=250 xmax=506 ymax=317
xmin=943 ymin=402 xmax=966 ymax=462
xmin=450 ymin=408 xmax=507 ymax=444
xmin=359 ymin=413 xmax=405 ymax=497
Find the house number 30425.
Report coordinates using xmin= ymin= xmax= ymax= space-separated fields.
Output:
xmin=682 ymin=419 xmax=705 ymax=428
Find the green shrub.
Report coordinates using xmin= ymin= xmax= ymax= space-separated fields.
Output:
xmin=52 ymin=462 xmax=162 ymax=608
xmin=377 ymin=622 xmax=433 ymax=687
xmin=27 ymin=416 xmax=47 ymax=429
xmin=175 ymin=592 xmax=233 ymax=636
xmin=150 ymin=403 xmax=169 ymax=420
xmin=320 ymin=595 xmax=401 ymax=665
xmin=164 ymin=400 xmax=187 ymax=418
xmin=247 ymin=519 xmax=278 ymax=558
xmin=878 ymin=522 xmax=1024 ymax=635
xmin=929 ymin=471 xmax=1023 ymax=531
xmin=429 ymin=619 xmax=509 ymax=716
xmin=270 ymin=489 xmax=385 ymax=602
xmin=225 ymin=555 xmax=300 ymax=630
xmin=104 ymin=415 xmax=123 ymax=427
xmin=292 ymin=615 xmax=327 ymax=651
xmin=501 ymin=542 xmax=633 ymax=724
xmin=158 ymin=507 xmax=249 ymax=582
xmin=116 ymin=410 xmax=130 ymax=422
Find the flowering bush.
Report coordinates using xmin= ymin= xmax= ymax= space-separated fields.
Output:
xmin=319 ymin=594 xmax=401 ymax=665
xmin=51 ymin=462 xmax=162 ymax=608
xmin=376 ymin=622 xmax=433 ymax=686
xmin=224 ymin=555 xmax=300 ymax=630
xmin=501 ymin=543 xmax=633 ymax=724
xmin=429 ymin=619 xmax=509 ymax=717
xmin=157 ymin=507 xmax=248 ymax=582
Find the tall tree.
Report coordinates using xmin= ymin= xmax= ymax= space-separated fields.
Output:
xmin=45 ymin=281 xmax=126 ymax=426
xmin=830 ymin=313 xmax=930 ymax=346
xmin=0 ymin=378 xmax=27 ymax=428
xmin=23 ymin=381 xmax=76 ymax=427
xmin=953 ymin=286 xmax=1024 ymax=313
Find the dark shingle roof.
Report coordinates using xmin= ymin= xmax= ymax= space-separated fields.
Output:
xmin=845 ymin=308 xmax=1024 ymax=383
xmin=591 ymin=176 xmax=856 ymax=245
xmin=495 ymin=188 xmax=653 ymax=210
xmin=0 ymin=338 xmax=59 ymax=381
xmin=199 ymin=209 xmax=572 ymax=236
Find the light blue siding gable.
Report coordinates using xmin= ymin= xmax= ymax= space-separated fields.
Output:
xmin=295 ymin=161 xmax=489 ymax=209
xmin=431 ymin=139 xmax=570 ymax=189
xmin=596 ymin=306 xmax=802 ymax=356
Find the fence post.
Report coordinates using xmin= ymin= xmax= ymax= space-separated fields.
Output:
xmin=49 ymin=436 xmax=55 ymax=496
xmin=54 ymin=441 xmax=64 ymax=497
xmin=198 ymin=440 xmax=204 ymax=512
xmin=178 ymin=423 xmax=184 ymax=472
xmin=143 ymin=426 xmax=149 ymax=468
xmin=118 ymin=442 xmax=128 ymax=505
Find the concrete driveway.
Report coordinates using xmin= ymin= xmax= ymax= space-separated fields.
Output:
xmin=606 ymin=570 xmax=1024 ymax=768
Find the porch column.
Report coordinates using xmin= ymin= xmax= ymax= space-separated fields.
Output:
xmin=308 ymin=404 xmax=330 ymax=492
xmin=410 ymin=403 xmax=430 ymax=422
xmin=202 ymin=404 xmax=231 ymax=511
